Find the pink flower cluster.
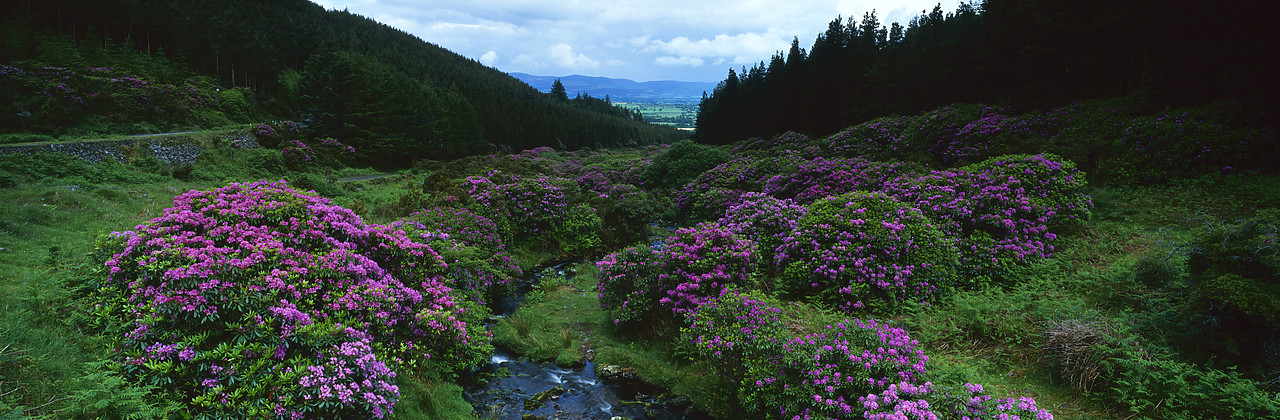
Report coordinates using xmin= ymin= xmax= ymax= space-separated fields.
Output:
xmin=774 ymin=191 xmax=960 ymax=312
xmin=658 ymin=223 xmax=758 ymax=316
xmin=596 ymin=223 xmax=756 ymax=329
xmin=96 ymin=180 xmax=491 ymax=417
xmin=763 ymin=157 xmax=919 ymax=204
xmin=884 ymin=154 xmax=1092 ymax=281
xmin=462 ymin=171 xmax=569 ymax=238
xmin=299 ymin=339 xmax=400 ymax=418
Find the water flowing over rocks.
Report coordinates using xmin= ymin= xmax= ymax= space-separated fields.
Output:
xmin=466 ymin=261 xmax=705 ymax=419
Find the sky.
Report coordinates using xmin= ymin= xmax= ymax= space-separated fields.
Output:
xmin=310 ymin=0 xmax=961 ymax=82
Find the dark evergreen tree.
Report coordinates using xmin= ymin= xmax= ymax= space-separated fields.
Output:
xmin=550 ymin=79 xmax=568 ymax=101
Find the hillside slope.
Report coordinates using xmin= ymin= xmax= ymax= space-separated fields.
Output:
xmin=0 ymin=0 xmax=686 ymax=161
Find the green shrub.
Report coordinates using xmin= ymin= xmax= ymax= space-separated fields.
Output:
xmin=1132 ymin=251 xmax=1184 ymax=288
xmin=0 ymin=152 xmax=91 ymax=180
xmin=1103 ymin=112 xmax=1270 ymax=185
xmin=551 ymin=203 xmax=602 ymax=255
xmin=640 ymin=139 xmax=729 ymax=190
xmin=597 ymin=192 xmax=663 ymax=249
xmin=1187 ymin=209 xmax=1280 ymax=326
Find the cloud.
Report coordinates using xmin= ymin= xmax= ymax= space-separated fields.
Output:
xmin=635 ymin=30 xmax=792 ymax=66
xmin=549 ymin=43 xmax=600 ymax=69
xmin=655 ymin=56 xmax=705 ymax=67
xmin=513 ymin=53 xmax=542 ymax=68
xmin=480 ymin=50 xmax=500 ymax=66
xmin=307 ymin=0 xmax=962 ymax=81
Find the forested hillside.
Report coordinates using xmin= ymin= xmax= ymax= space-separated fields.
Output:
xmin=0 ymin=0 xmax=685 ymax=165
xmin=694 ymin=0 xmax=1280 ymax=144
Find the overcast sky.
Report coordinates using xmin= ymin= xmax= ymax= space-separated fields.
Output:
xmin=310 ymin=0 xmax=961 ymax=82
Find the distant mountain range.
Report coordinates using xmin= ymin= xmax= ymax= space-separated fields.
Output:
xmin=511 ymin=73 xmax=717 ymax=104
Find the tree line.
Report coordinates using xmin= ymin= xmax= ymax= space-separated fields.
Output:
xmin=694 ymin=0 xmax=1280 ymax=144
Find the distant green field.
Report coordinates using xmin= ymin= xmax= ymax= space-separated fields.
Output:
xmin=619 ymin=103 xmax=698 ymax=129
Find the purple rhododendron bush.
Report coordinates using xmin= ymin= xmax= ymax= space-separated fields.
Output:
xmin=775 ymin=191 xmax=962 ymax=313
xmin=595 ymin=222 xmax=756 ymax=332
xmin=680 ymin=288 xmax=1055 ymax=419
xmin=91 ymin=180 xmax=492 ymax=418
xmin=389 ymin=207 xmax=524 ymax=305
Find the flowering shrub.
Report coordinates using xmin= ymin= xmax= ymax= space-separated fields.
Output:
xmin=683 ymin=291 xmax=1055 ymax=419
xmin=762 ymin=157 xmax=920 ymax=204
xmin=755 ymin=319 xmax=931 ymax=419
xmin=279 ymin=137 xmax=355 ymax=169
xmin=680 ymin=288 xmax=786 ymax=383
xmin=390 ymin=207 xmax=523 ymax=304
xmin=658 ymin=223 xmax=757 ymax=317
xmin=675 ymin=154 xmax=802 ymax=218
xmin=821 ymin=115 xmax=919 ymax=162
xmin=596 ymin=244 xmax=667 ymax=328
xmin=861 ymin=382 xmax=1055 ymax=420
xmin=253 ymin=123 xmax=278 ymax=138
xmin=597 ymin=223 xmax=756 ymax=331
xmin=820 ymin=105 xmax=1000 ymax=167
xmin=883 ymin=154 xmax=1091 ymax=282
xmin=719 ymin=193 xmax=809 ymax=278
xmin=731 ymin=131 xmax=820 ymax=156
xmin=776 ymin=192 xmax=960 ymax=313
xmin=281 ymin=139 xmax=314 ymax=166
xmin=92 ymin=180 xmax=491 ymax=418
xmin=397 ymin=207 xmax=507 ymax=252
xmin=461 ymin=171 xmax=569 ymax=239
xmin=961 ymin=153 xmax=1092 ymax=227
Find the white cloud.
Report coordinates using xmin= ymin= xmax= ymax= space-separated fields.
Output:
xmin=307 ymin=0 xmax=961 ymax=81
xmin=513 ymin=53 xmax=542 ymax=68
xmin=635 ymin=30 xmax=792 ymax=66
xmin=655 ymin=56 xmax=705 ymax=67
xmin=549 ymin=43 xmax=600 ymax=69
xmin=480 ymin=50 xmax=500 ymax=66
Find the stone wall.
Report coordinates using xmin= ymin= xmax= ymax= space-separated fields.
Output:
xmin=0 ymin=131 xmax=260 ymax=164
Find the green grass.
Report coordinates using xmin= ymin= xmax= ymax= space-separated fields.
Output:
xmin=900 ymin=174 xmax=1280 ymax=419
xmin=0 ymin=178 xmax=192 ymax=416
xmin=618 ymin=103 xmax=698 ymax=129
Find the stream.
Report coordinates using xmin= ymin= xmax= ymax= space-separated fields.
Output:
xmin=463 ymin=262 xmax=703 ymax=420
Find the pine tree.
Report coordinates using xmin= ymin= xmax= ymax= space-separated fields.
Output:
xmin=550 ymin=79 xmax=568 ymax=101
